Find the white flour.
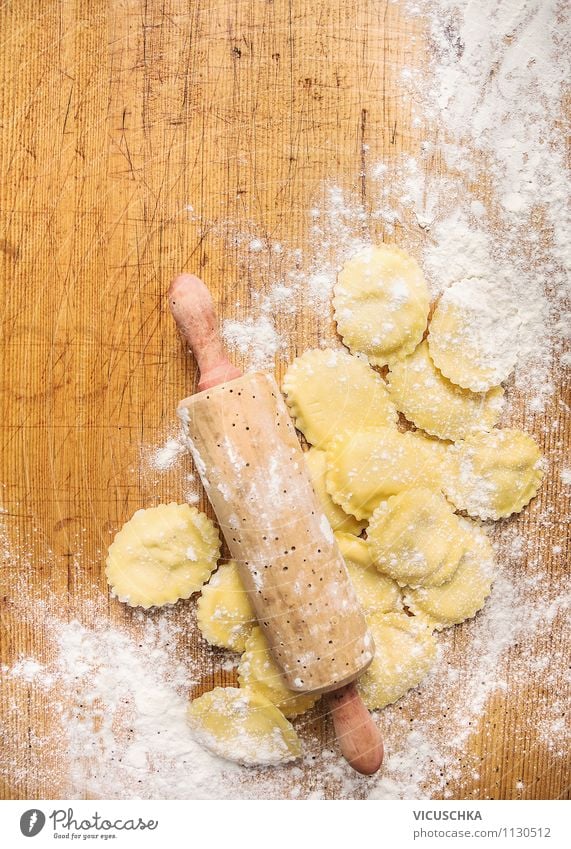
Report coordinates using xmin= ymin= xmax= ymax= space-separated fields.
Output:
xmin=213 ymin=0 xmax=569 ymax=409
xmin=2 ymin=555 xmax=568 ymax=799
xmin=418 ymin=0 xmax=570 ymax=405
xmin=147 ymin=437 xmax=186 ymax=471
xmin=430 ymin=276 xmax=522 ymax=389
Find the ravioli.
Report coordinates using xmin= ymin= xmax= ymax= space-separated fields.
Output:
xmin=106 ymin=503 xmax=220 ymax=608
xmin=443 ymin=429 xmax=544 ymax=519
xmin=387 ymin=340 xmax=504 ymax=441
xmin=367 ymin=489 xmax=468 ymax=587
xmin=428 ymin=278 xmax=520 ymax=392
xmin=238 ymin=627 xmax=320 ymax=718
xmin=404 ymin=523 xmax=495 ymax=629
xmin=325 ymin=426 xmax=444 ymax=520
xmin=304 ymin=448 xmax=366 ymax=535
xmin=282 ymin=347 xmax=397 ymax=448
xmin=406 ymin=428 xmax=454 ymax=475
xmin=333 ymin=245 xmax=430 ymax=366
xmin=187 ymin=687 xmax=301 ymax=766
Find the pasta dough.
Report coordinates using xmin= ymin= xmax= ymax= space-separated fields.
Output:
xmin=238 ymin=627 xmax=320 ymax=718
xmin=304 ymin=448 xmax=365 ymax=535
xmin=282 ymin=347 xmax=397 ymax=448
xmin=333 ymin=245 xmax=430 ymax=366
xmin=196 ymin=561 xmax=255 ymax=652
xmin=325 ymin=426 xmax=444 ymax=520
xmin=428 ymin=278 xmax=521 ymax=392
xmin=443 ymin=429 xmax=544 ymax=519
xmin=334 ymin=531 xmax=375 ymax=569
xmin=404 ymin=524 xmax=495 ymax=629
xmin=187 ymin=687 xmax=301 ymax=766
xmin=335 ymin=532 xmax=402 ymax=615
xmin=406 ymin=428 xmax=454 ymax=476
xmin=106 ymin=503 xmax=220 ymax=608
xmin=357 ymin=612 xmax=437 ymax=710
xmin=387 ymin=340 xmax=504 ymax=442
xmin=367 ymin=489 xmax=468 ymax=587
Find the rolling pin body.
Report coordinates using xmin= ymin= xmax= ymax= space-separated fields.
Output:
xmin=178 ymin=372 xmax=373 ymax=694
xmin=170 ymin=272 xmax=383 ymax=774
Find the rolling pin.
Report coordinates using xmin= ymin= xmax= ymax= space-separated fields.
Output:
xmin=169 ymin=272 xmax=384 ymax=775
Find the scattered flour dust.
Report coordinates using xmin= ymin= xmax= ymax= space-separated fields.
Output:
xmin=222 ymin=315 xmax=284 ymax=371
xmin=2 ymin=0 xmax=570 ymax=800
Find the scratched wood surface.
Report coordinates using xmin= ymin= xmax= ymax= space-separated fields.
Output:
xmin=0 ymin=0 xmax=569 ymax=800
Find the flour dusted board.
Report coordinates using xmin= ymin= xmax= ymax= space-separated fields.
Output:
xmin=0 ymin=0 xmax=569 ymax=800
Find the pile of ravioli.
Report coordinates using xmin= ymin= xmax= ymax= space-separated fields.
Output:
xmin=105 ymin=245 xmax=544 ymax=769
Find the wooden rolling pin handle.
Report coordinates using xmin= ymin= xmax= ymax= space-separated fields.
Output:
xmin=170 ymin=271 xmax=383 ymax=776
xmin=169 ymin=273 xmax=242 ymax=391
xmin=327 ymin=683 xmax=384 ymax=775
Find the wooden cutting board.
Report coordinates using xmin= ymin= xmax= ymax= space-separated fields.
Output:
xmin=0 ymin=0 xmax=568 ymax=800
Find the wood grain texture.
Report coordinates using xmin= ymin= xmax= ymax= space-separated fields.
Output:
xmin=0 ymin=0 xmax=569 ymax=800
